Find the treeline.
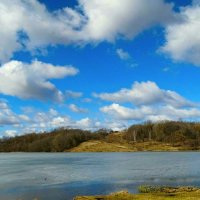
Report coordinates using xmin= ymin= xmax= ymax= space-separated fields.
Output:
xmin=124 ymin=121 xmax=200 ymax=149
xmin=1 ymin=121 xmax=200 ymax=152
xmin=0 ymin=128 xmax=108 ymax=152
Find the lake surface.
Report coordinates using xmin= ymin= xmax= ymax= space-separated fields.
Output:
xmin=0 ymin=152 xmax=200 ymax=200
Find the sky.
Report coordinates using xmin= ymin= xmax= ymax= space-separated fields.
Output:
xmin=1 ymin=0 xmax=200 ymax=137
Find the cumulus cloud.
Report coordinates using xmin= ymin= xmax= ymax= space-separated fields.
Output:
xmin=97 ymin=81 xmax=200 ymax=122
xmin=49 ymin=109 xmax=59 ymax=117
xmin=0 ymin=99 xmax=127 ymax=137
xmin=75 ymin=118 xmax=93 ymax=129
xmin=0 ymin=0 xmax=176 ymax=62
xmin=4 ymin=130 xmax=18 ymax=137
xmin=0 ymin=0 xmax=85 ymax=62
xmin=94 ymin=81 xmax=194 ymax=108
xmin=161 ymin=2 xmax=200 ymax=66
xmin=102 ymin=121 xmax=127 ymax=131
xmin=0 ymin=100 xmax=30 ymax=126
xmin=101 ymin=104 xmax=145 ymax=120
xmin=32 ymin=114 xmax=99 ymax=131
xmin=79 ymin=0 xmax=175 ymax=42
xmin=0 ymin=109 xmax=70 ymax=137
xmin=16 ymin=109 xmax=70 ymax=132
xmin=101 ymin=103 xmax=200 ymax=121
xmin=69 ymin=104 xmax=88 ymax=113
xmin=0 ymin=102 xmax=128 ymax=137
xmin=0 ymin=60 xmax=79 ymax=101
xmin=0 ymin=102 xmax=99 ymax=137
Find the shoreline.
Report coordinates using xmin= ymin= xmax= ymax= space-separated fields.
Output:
xmin=74 ymin=186 xmax=200 ymax=200
xmin=1 ymin=150 xmax=200 ymax=153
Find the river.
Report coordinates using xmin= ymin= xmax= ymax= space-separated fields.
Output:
xmin=0 ymin=152 xmax=200 ymax=200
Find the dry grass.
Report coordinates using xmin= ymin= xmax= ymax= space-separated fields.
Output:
xmin=69 ymin=140 xmax=182 ymax=152
xmin=68 ymin=131 xmax=200 ymax=152
xmin=70 ymin=140 xmax=134 ymax=152
xmin=74 ymin=189 xmax=200 ymax=200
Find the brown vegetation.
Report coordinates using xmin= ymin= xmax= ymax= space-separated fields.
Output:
xmin=1 ymin=121 xmax=200 ymax=152
xmin=74 ymin=186 xmax=200 ymax=200
xmin=0 ymin=128 xmax=107 ymax=152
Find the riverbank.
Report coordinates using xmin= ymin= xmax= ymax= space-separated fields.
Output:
xmin=74 ymin=186 xmax=200 ymax=200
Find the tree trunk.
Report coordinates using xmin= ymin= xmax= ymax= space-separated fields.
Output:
xmin=133 ymin=130 xmax=137 ymax=142
xmin=149 ymin=131 xmax=152 ymax=141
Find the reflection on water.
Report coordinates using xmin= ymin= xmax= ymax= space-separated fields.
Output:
xmin=0 ymin=152 xmax=200 ymax=200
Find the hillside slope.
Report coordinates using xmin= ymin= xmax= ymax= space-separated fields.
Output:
xmin=69 ymin=140 xmax=182 ymax=152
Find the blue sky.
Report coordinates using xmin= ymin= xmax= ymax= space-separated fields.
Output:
xmin=1 ymin=0 xmax=200 ymax=137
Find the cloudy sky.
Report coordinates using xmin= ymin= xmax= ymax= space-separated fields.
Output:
xmin=1 ymin=0 xmax=200 ymax=137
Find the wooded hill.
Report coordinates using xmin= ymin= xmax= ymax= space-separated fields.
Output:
xmin=0 ymin=129 xmax=107 ymax=152
xmin=1 ymin=121 xmax=200 ymax=152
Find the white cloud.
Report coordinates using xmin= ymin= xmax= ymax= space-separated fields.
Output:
xmin=0 ymin=0 xmax=176 ymax=62
xmin=0 ymin=100 xmax=30 ymax=126
xmin=116 ymin=48 xmax=131 ymax=60
xmin=69 ymin=104 xmax=88 ymax=113
xmin=50 ymin=116 xmax=71 ymax=128
xmin=0 ymin=100 xmax=9 ymax=110
xmin=26 ymin=109 xmax=72 ymax=130
xmin=1 ymin=106 xmax=97 ymax=135
xmin=49 ymin=109 xmax=58 ymax=117
xmin=101 ymin=103 xmax=145 ymax=120
xmin=0 ymin=60 xmax=79 ymax=101
xmin=94 ymin=81 xmax=194 ymax=108
xmin=98 ymin=81 xmax=200 ymax=122
xmin=161 ymin=2 xmax=200 ymax=66
xmin=33 ymin=114 xmax=96 ymax=131
xmin=4 ymin=130 xmax=18 ymax=137
xmin=0 ymin=101 xmax=127 ymax=137
xmin=75 ymin=118 xmax=92 ymax=129
xmin=102 ymin=121 xmax=127 ymax=131
xmin=73 ymin=118 xmax=124 ymax=130
xmin=79 ymin=0 xmax=175 ymax=42
xmin=0 ymin=0 xmax=85 ymax=62
xmin=101 ymin=103 xmax=200 ymax=122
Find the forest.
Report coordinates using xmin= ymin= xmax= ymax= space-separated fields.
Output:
xmin=0 ymin=128 xmax=108 ymax=152
xmin=124 ymin=121 xmax=200 ymax=148
xmin=1 ymin=121 xmax=200 ymax=152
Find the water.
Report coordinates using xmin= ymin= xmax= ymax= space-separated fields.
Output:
xmin=0 ymin=152 xmax=200 ymax=200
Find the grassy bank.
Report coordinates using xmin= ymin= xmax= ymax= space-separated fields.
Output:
xmin=69 ymin=140 xmax=182 ymax=152
xmin=74 ymin=186 xmax=200 ymax=200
